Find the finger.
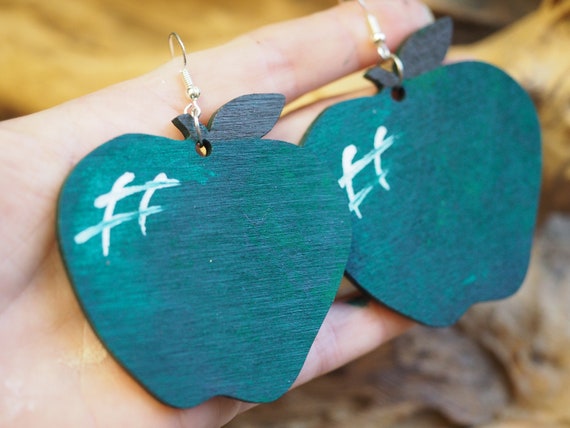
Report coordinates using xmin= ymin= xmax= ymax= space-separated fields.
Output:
xmin=176 ymin=396 xmax=250 ymax=428
xmin=2 ymin=0 xmax=433 ymax=143
xmin=152 ymin=0 xmax=434 ymax=121
xmin=292 ymin=299 xmax=413 ymax=387
xmin=0 ymin=0 xmax=433 ymax=192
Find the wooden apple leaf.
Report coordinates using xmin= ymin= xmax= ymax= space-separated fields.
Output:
xmin=399 ymin=17 xmax=453 ymax=80
xmin=207 ymin=93 xmax=286 ymax=141
xmin=172 ymin=93 xmax=286 ymax=143
xmin=364 ymin=67 xmax=401 ymax=89
xmin=365 ymin=17 xmax=453 ymax=89
xmin=171 ymin=115 xmax=209 ymax=141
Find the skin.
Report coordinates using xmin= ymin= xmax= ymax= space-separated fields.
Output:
xmin=0 ymin=1 xmax=432 ymax=427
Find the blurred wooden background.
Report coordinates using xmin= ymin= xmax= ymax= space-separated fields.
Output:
xmin=2 ymin=0 xmax=570 ymax=427
xmin=0 ymin=0 xmax=541 ymax=119
xmin=0 ymin=0 xmax=328 ymax=119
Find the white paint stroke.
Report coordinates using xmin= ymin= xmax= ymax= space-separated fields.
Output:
xmin=338 ymin=126 xmax=394 ymax=219
xmin=74 ymin=172 xmax=180 ymax=256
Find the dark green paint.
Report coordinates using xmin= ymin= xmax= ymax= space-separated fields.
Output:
xmin=57 ymin=94 xmax=352 ymax=408
xmin=301 ymin=61 xmax=541 ymax=326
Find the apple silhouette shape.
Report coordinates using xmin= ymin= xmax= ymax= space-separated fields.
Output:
xmin=300 ymin=18 xmax=541 ymax=326
xmin=57 ymin=93 xmax=352 ymax=408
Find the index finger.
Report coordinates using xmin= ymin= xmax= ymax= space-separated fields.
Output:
xmin=157 ymin=0 xmax=434 ymax=120
xmin=3 ymin=0 xmax=434 ymax=143
xmin=0 ymin=0 xmax=433 ymax=280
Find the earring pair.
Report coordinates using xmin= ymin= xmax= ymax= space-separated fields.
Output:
xmin=56 ymin=1 xmax=541 ymax=409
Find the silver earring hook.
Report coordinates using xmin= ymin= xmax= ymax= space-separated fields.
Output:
xmin=357 ymin=0 xmax=391 ymax=60
xmin=169 ymin=32 xmax=188 ymax=69
xmin=168 ymin=32 xmax=202 ymax=101
xmin=339 ymin=0 xmax=404 ymax=84
xmin=168 ymin=32 xmax=204 ymax=145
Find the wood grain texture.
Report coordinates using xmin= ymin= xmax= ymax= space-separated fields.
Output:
xmin=398 ymin=17 xmax=453 ymax=80
xmin=57 ymin=108 xmax=352 ymax=407
xmin=450 ymin=1 xmax=570 ymax=218
xmin=302 ymin=61 xmax=541 ymax=326
xmin=5 ymin=0 xmax=566 ymax=426
xmin=172 ymin=93 xmax=285 ymax=142
xmin=365 ymin=18 xmax=453 ymax=89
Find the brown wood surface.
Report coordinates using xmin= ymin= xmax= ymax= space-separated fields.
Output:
xmin=424 ymin=0 xmax=540 ymax=26
xmin=0 ymin=0 xmax=330 ymax=119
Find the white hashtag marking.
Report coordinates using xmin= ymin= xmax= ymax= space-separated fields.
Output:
xmin=338 ymin=126 xmax=394 ymax=219
xmin=74 ymin=172 xmax=180 ymax=256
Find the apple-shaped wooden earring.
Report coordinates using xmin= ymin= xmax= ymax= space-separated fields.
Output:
xmin=301 ymin=3 xmax=541 ymax=326
xmin=57 ymin=33 xmax=352 ymax=408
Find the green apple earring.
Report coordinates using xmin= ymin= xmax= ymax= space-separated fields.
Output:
xmin=301 ymin=1 xmax=542 ymax=326
xmin=57 ymin=33 xmax=352 ymax=408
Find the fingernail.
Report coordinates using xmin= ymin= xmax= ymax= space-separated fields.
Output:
xmin=420 ymin=3 xmax=435 ymax=24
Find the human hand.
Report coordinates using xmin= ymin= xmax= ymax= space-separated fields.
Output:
xmin=0 ymin=1 xmax=432 ymax=426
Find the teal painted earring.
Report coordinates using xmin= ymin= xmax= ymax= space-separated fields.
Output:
xmin=57 ymin=33 xmax=352 ymax=408
xmin=301 ymin=3 xmax=541 ymax=326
